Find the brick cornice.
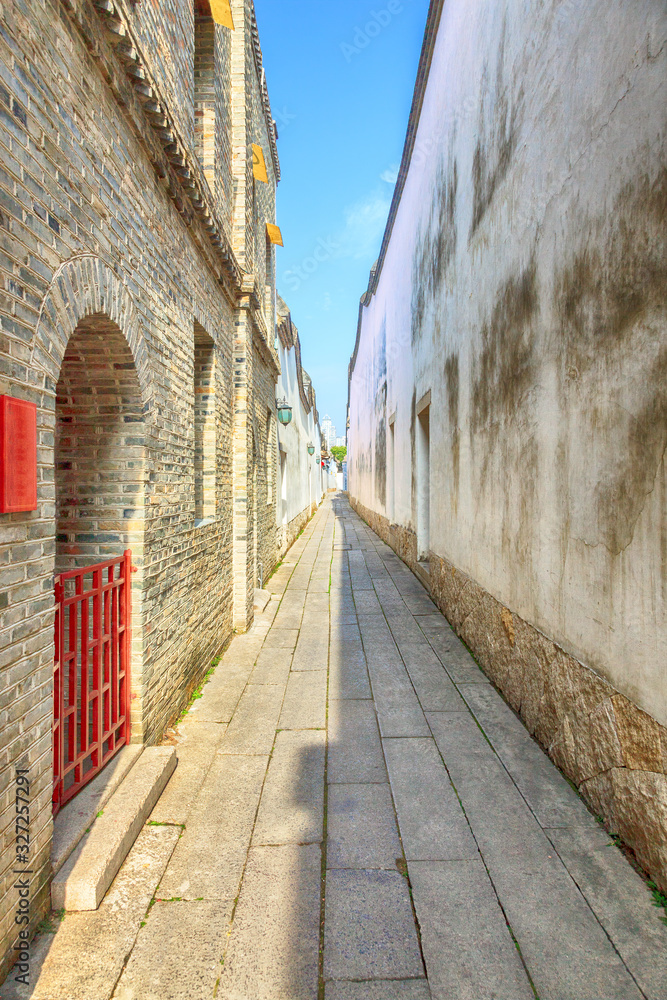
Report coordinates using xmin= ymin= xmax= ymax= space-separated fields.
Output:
xmin=60 ymin=0 xmax=243 ymax=299
xmin=238 ymin=277 xmax=280 ymax=376
xmin=248 ymin=2 xmax=280 ymax=182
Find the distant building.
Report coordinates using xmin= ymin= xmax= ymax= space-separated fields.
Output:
xmin=321 ymin=414 xmax=336 ymax=449
xmin=275 ymin=297 xmax=326 ymax=554
xmin=335 ymin=435 xmax=347 ymax=448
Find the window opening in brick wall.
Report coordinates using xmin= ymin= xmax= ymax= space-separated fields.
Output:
xmin=195 ymin=3 xmax=216 ymax=194
xmin=194 ymin=324 xmax=216 ymax=522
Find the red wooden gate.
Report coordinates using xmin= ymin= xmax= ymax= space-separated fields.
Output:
xmin=52 ymin=551 xmax=133 ymax=815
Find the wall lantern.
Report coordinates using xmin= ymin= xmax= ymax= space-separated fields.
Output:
xmin=307 ymin=442 xmax=315 ymax=456
xmin=276 ymin=398 xmax=293 ymax=425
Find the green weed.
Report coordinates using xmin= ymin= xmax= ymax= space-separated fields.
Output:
xmin=647 ymin=881 xmax=667 ymax=925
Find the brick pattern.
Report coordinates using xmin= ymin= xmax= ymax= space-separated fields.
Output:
xmin=195 ymin=16 xmax=217 ymax=196
xmin=0 ymin=0 xmax=288 ymax=977
xmin=127 ymin=0 xmax=196 ymax=155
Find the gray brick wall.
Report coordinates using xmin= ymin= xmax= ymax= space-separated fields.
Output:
xmin=0 ymin=0 xmax=284 ymax=976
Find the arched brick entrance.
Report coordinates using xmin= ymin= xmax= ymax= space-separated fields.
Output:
xmin=32 ymin=257 xmax=151 ymax=806
xmin=55 ymin=314 xmax=145 ymax=573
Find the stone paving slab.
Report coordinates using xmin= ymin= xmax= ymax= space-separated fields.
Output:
xmin=266 ymin=563 xmax=295 ymax=594
xmin=426 ymin=712 xmax=574 ymax=858
xmin=253 ymin=730 xmax=326 ymax=846
xmin=356 ymin=614 xmax=392 ymax=639
xmin=352 ymin=591 xmax=383 ymax=614
xmin=272 ymin=608 xmax=306 ymax=630
xmin=250 ymin=646 xmax=293 ymax=684
xmin=217 ymin=683 xmax=285 ymax=754
xmin=112 ymin=899 xmax=233 ymax=999
xmin=279 ymin=669 xmax=328 ymax=729
xmin=328 ymin=699 xmax=388 ymax=784
xmin=323 ymin=869 xmax=424 ymax=982
xmin=3 ymin=826 xmax=179 ymax=1000
xmin=544 ymin=825 xmax=667 ymax=1000
xmin=383 ymin=738 xmax=477 ymax=861
xmin=385 ymin=618 xmax=426 ymax=645
xmin=459 ymin=683 xmax=600 ymax=829
xmin=427 ymin=712 xmax=643 ymax=1000
xmin=365 ymin=657 xmax=430 ymax=738
xmin=292 ymin=637 xmax=329 ymax=671
xmin=329 ymin=643 xmax=372 ymax=700
xmin=484 ymin=850 xmax=644 ymax=1000
xmin=149 ymin=743 xmax=219 ymax=827
xmin=329 ymin=621 xmax=361 ymax=641
xmin=158 ymin=753 xmax=268 ymax=900
xmin=425 ymin=632 xmax=490 ymax=684
xmin=305 ymin=591 xmax=330 ymax=612
xmin=326 ymin=783 xmax=402 ymax=870
xmin=400 ymin=644 xmax=466 ymax=711
xmin=218 ymin=845 xmax=321 ymax=1000
xmin=263 ymin=628 xmax=300 ymax=649
xmin=330 ymin=613 xmax=359 ymax=627
xmin=413 ymin=614 xmax=452 ymax=634
xmin=401 ymin=593 xmax=437 ymax=615
xmin=325 ymin=983 xmax=431 ymax=1000
xmin=189 ymin=662 xmax=253 ymax=723
xmin=408 ymin=859 xmax=535 ymax=1000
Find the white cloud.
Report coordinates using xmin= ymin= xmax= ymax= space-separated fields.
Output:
xmin=334 ymin=190 xmax=391 ymax=261
xmin=380 ymin=164 xmax=399 ymax=184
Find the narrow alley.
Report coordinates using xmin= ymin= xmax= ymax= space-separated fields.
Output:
xmin=5 ymin=496 xmax=665 ymax=1000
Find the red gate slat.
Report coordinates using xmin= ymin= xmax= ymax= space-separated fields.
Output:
xmin=52 ymin=551 xmax=133 ymax=816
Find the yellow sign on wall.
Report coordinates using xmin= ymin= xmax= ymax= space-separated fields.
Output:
xmin=210 ymin=0 xmax=234 ymax=29
xmin=252 ymin=144 xmax=269 ymax=184
xmin=266 ymin=224 xmax=283 ymax=246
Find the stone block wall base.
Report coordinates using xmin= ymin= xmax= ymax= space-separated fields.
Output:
xmin=278 ymin=503 xmax=319 ymax=559
xmin=349 ymin=496 xmax=667 ymax=892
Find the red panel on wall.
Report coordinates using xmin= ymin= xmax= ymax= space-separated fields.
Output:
xmin=0 ymin=396 xmax=37 ymax=513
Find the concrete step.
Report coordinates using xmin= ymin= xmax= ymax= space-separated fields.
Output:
xmin=253 ymin=588 xmax=272 ymax=612
xmin=51 ymin=744 xmax=144 ymax=876
xmin=413 ymin=560 xmax=432 ymax=592
xmin=52 ymin=746 xmax=177 ymax=911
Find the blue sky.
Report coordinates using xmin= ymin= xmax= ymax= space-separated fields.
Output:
xmin=254 ymin=0 xmax=430 ymax=436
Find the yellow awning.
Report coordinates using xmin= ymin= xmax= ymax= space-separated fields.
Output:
xmin=252 ymin=144 xmax=269 ymax=184
xmin=266 ymin=223 xmax=283 ymax=247
xmin=210 ymin=0 xmax=234 ymax=29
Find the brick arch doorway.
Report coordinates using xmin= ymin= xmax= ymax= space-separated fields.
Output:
xmin=53 ymin=312 xmax=145 ymax=810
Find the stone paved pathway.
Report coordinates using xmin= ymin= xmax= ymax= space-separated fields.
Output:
xmin=5 ymin=494 xmax=667 ymax=1000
